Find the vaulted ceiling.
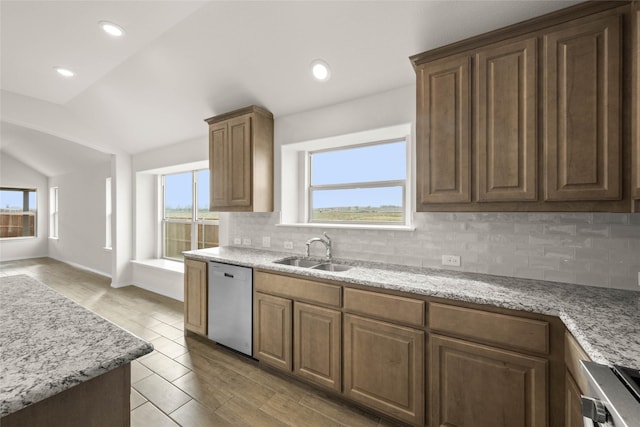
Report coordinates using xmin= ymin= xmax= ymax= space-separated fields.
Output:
xmin=0 ymin=1 xmax=580 ymax=177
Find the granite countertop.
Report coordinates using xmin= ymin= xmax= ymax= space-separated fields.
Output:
xmin=0 ymin=275 xmax=153 ymax=417
xmin=185 ymin=246 xmax=640 ymax=370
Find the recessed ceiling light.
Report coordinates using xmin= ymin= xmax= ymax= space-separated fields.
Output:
xmin=99 ymin=21 xmax=125 ymax=37
xmin=310 ymin=59 xmax=331 ymax=82
xmin=54 ymin=67 xmax=75 ymax=78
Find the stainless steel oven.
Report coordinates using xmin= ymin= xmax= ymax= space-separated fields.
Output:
xmin=581 ymin=361 xmax=640 ymax=426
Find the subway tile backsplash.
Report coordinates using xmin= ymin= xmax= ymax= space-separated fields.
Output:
xmin=228 ymin=212 xmax=640 ymax=291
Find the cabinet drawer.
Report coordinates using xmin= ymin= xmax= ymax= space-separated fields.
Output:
xmin=565 ymin=330 xmax=591 ymax=393
xmin=254 ymin=271 xmax=341 ymax=308
xmin=429 ymin=302 xmax=549 ymax=354
xmin=344 ymin=288 xmax=425 ymax=328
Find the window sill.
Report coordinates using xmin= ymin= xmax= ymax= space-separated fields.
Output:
xmin=49 ymin=237 xmax=59 ymax=240
xmin=103 ymin=246 xmax=112 ymax=252
xmin=131 ymin=259 xmax=184 ymax=274
xmin=2 ymin=236 xmax=37 ymax=241
xmin=276 ymin=222 xmax=415 ymax=232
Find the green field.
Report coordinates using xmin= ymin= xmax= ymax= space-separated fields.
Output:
xmin=311 ymin=206 xmax=402 ymax=222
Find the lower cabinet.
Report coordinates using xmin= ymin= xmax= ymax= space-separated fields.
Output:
xmin=343 ymin=314 xmax=425 ymax=426
xmin=250 ymin=269 xmax=568 ymax=427
xmin=564 ymin=331 xmax=591 ymax=427
xmin=565 ymin=373 xmax=583 ymax=427
xmin=430 ymin=334 xmax=548 ymax=427
xmin=184 ymin=259 xmax=207 ymax=336
xmin=254 ymin=292 xmax=292 ymax=370
xmin=294 ymin=302 xmax=341 ymax=392
xmin=253 ymin=271 xmax=343 ymax=392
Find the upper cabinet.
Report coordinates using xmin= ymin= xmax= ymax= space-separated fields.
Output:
xmin=543 ymin=14 xmax=621 ymax=202
xmin=412 ymin=2 xmax=634 ymax=212
xmin=205 ymin=106 xmax=274 ymax=212
xmin=475 ymin=37 xmax=538 ymax=203
xmin=415 ymin=55 xmax=471 ymax=205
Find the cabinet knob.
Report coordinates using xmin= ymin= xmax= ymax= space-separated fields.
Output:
xmin=581 ymin=396 xmax=607 ymax=423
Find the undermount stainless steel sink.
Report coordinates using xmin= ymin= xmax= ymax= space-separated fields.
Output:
xmin=273 ymin=257 xmax=320 ymax=268
xmin=311 ymin=263 xmax=351 ymax=272
xmin=273 ymin=257 xmax=352 ymax=272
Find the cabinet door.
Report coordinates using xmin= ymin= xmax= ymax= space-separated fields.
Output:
xmin=476 ymin=37 xmax=537 ymax=202
xmin=293 ymin=302 xmax=341 ymax=392
xmin=543 ymin=14 xmax=621 ymax=201
xmin=227 ymin=115 xmax=252 ymax=208
xmin=430 ymin=334 xmax=547 ymax=427
xmin=209 ymin=122 xmax=228 ymax=209
xmin=343 ymin=314 xmax=424 ymax=426
xmin=416 ymin=55 xmax=471 ymax=206
xmin=254 ymin=292 xmax=292 ymax=371
xmin=184 ymin=259 xmax=207 ymax=336
xmin=565 ymin=371 xmax=583 ymax=427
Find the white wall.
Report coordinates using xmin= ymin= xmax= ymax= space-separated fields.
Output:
xmin=0 ymin=153 xmax=49 ymax=260
xmin=48 ymin=161 xmax=111 ymax=276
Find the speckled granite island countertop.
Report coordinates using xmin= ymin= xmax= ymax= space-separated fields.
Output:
xmin=185 ymin=246 xmax=640 ymax=370
xmin=0 ymin=275 xmax=153 ymax=417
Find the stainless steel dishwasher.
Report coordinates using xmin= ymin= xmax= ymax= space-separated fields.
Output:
xmin=208 ymin=261 xmax=252 ymax=357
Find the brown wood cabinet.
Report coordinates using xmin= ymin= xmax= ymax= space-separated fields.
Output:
xmin=475 ymin=37 xmax=537 ymax=202
xmin=543 ymin=13 xmax=622 ymax=202
xmin=249 ymin=267 xmax=583 ymax=427
xmin=430 ymin=334 xmax=547 ymax=427
xmin=633 ymin=1 xmax=640 ymax=211
xmin=205 ymin=105 xmax=273 ymax=212
xmin=253 ymin=271 xmax=343 ymax=391
xmin=412 ymin=2 xmax=634 ymax=212
xmin=184 ymin=259 xmax=207 ymax=336
xmin=564 ymin=332 xmax=591 ymax=427
xmin=2 ymin=364 xmax=131 ymax=427
xmin=344 ymin=314 xmax=425 ymax=426
xmin=416 ymin=54 xmax=471 ymax=206
xmin=253 ymin=292 xmax=292 ymax=371
xmin=293 ymin=302 xmax=341 ymax=392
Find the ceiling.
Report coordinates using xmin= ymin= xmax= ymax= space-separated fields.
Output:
xmin=0 ymin=0 xmax=580 ymax=177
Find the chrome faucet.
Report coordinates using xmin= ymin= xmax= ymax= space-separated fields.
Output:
xmin=305 ymin=232 xmax=332 ymax=260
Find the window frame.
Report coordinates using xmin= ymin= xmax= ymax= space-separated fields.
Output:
xmin=49 ymin=186 xmax=58 ymax=239
xmin=306 ymin=137 xmax=409 ymax=226
xmin=105 ymin=178 xmax=112 ymax=249
xmin=161 ymin=169 xmax=219 ymax=261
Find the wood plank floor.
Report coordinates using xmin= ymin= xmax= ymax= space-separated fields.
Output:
xmin=0 ymin=258 xmax=401 ymax=427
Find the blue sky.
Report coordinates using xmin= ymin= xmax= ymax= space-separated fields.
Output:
xmin=165 ymin=141 xmax=406 ymax=210
xmin=0 ymin=190 xmax=37 ymax=210
xmin=311 ymin=141 xmax=405 ymax=208
xmin=164 ymin=169 xmax=210 ymax=210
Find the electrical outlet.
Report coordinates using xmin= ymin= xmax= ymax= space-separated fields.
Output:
xmin=284 ymin=241 xmax=294 ymax=250
xmin=242 ymin=238 xmax=252 ymax=246
xmin=442 ymin=255 xmax=461 ymax=267
xmin=262 ymin=236 xmax=271 ymax=248
xmin=233 ymin=237 xmax=241 ymax=245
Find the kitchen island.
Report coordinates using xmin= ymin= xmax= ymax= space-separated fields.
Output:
xmin=0 ymin=275 xmax=153 ymax=427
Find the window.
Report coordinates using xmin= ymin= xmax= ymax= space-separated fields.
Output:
xmin=308 ymin=139 xmax=407 ymax=224
xmin=280 ymin=124 xmax=412 ymax=228
xmin=49 ymin=187 xmax=58 ymax=238
xmin=162 ymin=169 xmax=219 ymax=261
xmin=105 ymin=178 xmax=112 ymax=249
xmin=0 ymin=187 xmax=37 ymax=238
